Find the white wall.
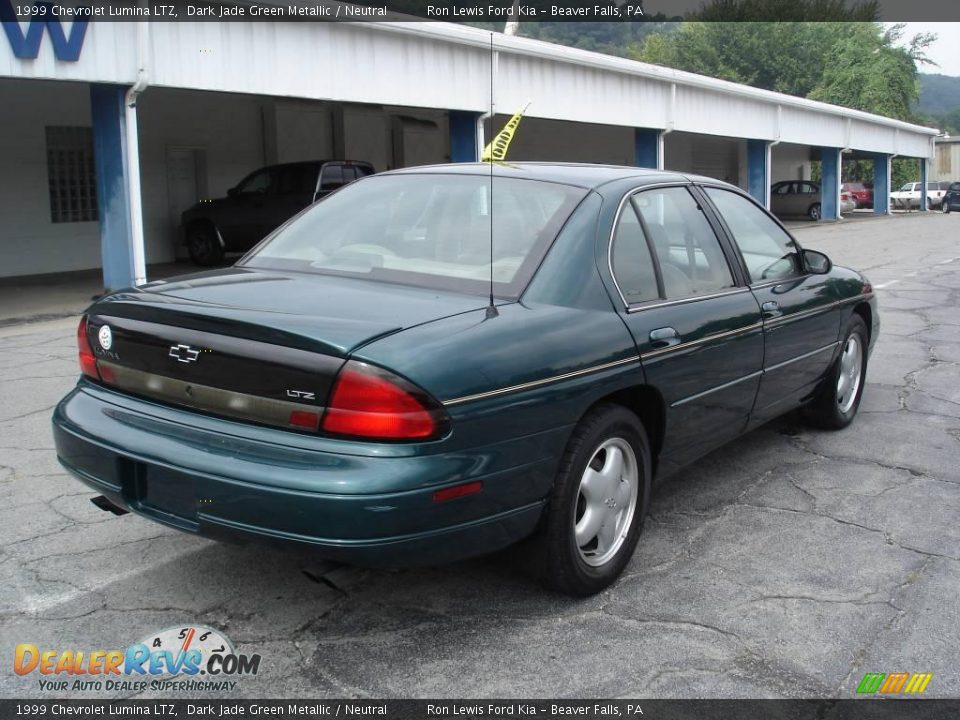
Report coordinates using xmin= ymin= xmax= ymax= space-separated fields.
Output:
xmin=770 ymin=143 xmax=813 ymax=184
xmin=663 ymin=132 xmax=742 ymax=186
xmin=0 ymin=78 xmax=101 ymax=278
xmin=137 ymin=89 xmax=269 ymax=265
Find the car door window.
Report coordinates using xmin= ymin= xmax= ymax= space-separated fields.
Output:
xmin=611 ymin=203 xmax=659 ymax=305
xmin=632 ymin=187 xmax=735 ymax=300
xmin=235 ymin=169 xmax=275 ymax=195
xmin=704 ymin=187 xmax=802 ymax=283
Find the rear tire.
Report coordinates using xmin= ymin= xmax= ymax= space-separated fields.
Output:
xmin=530 ymin=404 xmax=651 ymax=596
xmin=187 ymin=224 xmax=225 ymax=266
xmin=808 ymin=203 xmax=822 ymax=221
xmin=802 ymin=315 xmax=868 ymax=430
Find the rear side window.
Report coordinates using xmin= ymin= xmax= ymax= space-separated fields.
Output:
xmin=705 ymin=187 xmax=801 ymax=283
xmin=632 ymin=187 xmax=735 ymax=300
xmin=611 ymin=187 xmax=735 ymax=303
xmin=611 ymin=204 xmax=659 ymax=304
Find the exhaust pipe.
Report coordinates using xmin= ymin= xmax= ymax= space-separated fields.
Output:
xmin=90 ymin=495 xmax=129 ymax=516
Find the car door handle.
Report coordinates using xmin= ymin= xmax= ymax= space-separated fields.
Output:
xmin=762 ymin=301 xmax=783 ymax=319
xmin=649 ymin=327 xmax=681 ymax=349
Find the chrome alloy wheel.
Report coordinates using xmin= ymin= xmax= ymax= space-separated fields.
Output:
xmin=574 ymin=438 xmax=639 ymax=567
xmin=836 ymin=334 xmax=863 ymax=414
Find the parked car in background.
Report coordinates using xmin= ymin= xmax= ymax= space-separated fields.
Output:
xmin=770 ymin=180 xmax=824 ymax=220
xmin=840 ymin=190 xmax=856 ymax=215
xmin=56 ymin=163 xmax=878 ymax=596
xmin=942 ymin=181 xmax=960 ymax=213
xmin=181 ymin=160 xmax=375 ymax=266
xmin=841 ymin=182 xmax=873 ymax=209
xmin=890 ymin=181 xmax=948 ymax=211
xmin=771 ymin=181 xmax=852 ymax=220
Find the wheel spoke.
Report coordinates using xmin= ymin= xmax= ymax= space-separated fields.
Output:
xmin=597 ymin=517 xmax=618 ymax=555
xmin=599 ymin=446 xmax=625 ymax=495
xmin=573 ymin=437 xmax=640 ymax=567
xmin=575 ymin=505 xmax=606 ymax=547
xmin=580 ymin=467 xmax=605 ymax=503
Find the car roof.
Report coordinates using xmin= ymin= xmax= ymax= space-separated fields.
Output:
xmin=383 ymin=162 xmax=734 ymax=191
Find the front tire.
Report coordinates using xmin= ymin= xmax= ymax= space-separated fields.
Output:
xmin=531 ymin=404 xmax=651 ymax=596
xmin=187 ymin=224 xmax=225 ymax=266
xmin=802 ymin=315 xmax=868 ymax=430
xmin=808 ymin=203 xmax=822 ymax=221
xmin=943 ymin=201 xmax=951 ymax=214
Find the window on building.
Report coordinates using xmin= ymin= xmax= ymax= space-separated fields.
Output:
xmin=46 ymin=126 xmax=98 ymax=223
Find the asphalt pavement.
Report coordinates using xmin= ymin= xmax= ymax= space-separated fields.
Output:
xmin=1 ymin=212 xmax=959 ymax=699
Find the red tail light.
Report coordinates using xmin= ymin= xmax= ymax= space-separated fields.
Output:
xmin=76 ymin=316 xmax=100 ymax=380
xmin=321 ymin=361 xmax=449 ymax=441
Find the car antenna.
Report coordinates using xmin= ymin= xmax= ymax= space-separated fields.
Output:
xmin=485 ymin=32 xmax=499 ymax=320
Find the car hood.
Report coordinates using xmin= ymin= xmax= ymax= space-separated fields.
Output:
xmin=91 ymin=267 xmax=496 ymax=357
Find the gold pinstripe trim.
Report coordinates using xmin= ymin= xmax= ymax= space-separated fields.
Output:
xmin=441 ymin=294 xmax=870 ymax=408
xmin=442 ymin=356 xmax=639 ymax=407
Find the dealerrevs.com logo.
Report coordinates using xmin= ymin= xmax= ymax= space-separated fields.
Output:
xmin=14 ymin=625 xmax=261 ymax=693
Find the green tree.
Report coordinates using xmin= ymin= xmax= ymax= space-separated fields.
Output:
xmin=634 ymin=22 xmax=934 ymax=123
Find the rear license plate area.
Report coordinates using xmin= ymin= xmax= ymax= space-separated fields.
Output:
xmin=131 ymin=462 xmax=199 ymax=527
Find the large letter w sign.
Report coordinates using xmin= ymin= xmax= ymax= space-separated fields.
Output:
xmin=0 ymin=0 xmax=87 ymax=61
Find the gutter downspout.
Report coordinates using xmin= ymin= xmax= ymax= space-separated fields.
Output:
xmin=765 ymin=105 xmax=782 ymax=208
xmin=836 ymin=116 xmax=852 ymax=220
xmin=125 ymin=20 xmax=149 ymax=286
xmin=657 ymin=82 xmax=676 ymax=170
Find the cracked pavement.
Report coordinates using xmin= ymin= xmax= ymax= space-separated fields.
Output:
xmin=1 ymin=213 xmax=959 ymax=699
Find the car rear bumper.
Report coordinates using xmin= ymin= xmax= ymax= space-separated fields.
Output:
xmin=52 ymin=383 xmax=559 ymax=567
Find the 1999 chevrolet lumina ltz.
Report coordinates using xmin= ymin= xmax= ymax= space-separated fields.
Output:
xmin=53 ymin=163 xmax=878 ymax=595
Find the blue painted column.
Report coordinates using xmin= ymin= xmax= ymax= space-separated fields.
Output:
xmin=819 ymin=147 xmax=841 ymax=221
xmin=747 ymin=139 xmax=769 ymax=206
xmin=919 ymin=158 xmax=929 ymax=211
xmin=872 ymin=153 xmax=890 ymax=215
xmin=90 ymin=84 xmax=134 ymax=290
xmin=449 ymin=111 xmax=479 ymax=163
xmin=634 ymin=128 xmax=661 ymax=169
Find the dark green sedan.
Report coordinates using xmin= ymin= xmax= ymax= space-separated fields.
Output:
xmin=53 ymin=163 xmax=878 ymax=596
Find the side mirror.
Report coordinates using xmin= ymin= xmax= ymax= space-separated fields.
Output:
xmin=803 ymin=249 xmax=831 ymax=274
xmin=227 ymin=187 xmax=239 ymax=199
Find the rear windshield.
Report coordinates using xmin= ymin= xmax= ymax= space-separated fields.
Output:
xmin=241 ymin=174 xmax=588 ymax=298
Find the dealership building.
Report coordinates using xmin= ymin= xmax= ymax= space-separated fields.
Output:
xmin=0 ymin=16 xmax=942 ymax=290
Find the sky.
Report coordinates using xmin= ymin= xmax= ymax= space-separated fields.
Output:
xmin=899 ymin=23 xmax=960 ymax=76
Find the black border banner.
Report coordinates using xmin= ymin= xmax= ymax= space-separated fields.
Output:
xmin=2 ymin=0 xmax=960 ymax=22
xmin=3 ymin=699 xmax=960 ymax=719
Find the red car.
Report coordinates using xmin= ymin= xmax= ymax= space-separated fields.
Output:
xmin=841 ymin=182 xmax=873 ymax=209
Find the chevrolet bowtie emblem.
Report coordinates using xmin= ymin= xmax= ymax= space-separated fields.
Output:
xmin=169 ymin=344 xmax=200 ymax=363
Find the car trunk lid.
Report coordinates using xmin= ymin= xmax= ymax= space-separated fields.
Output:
xmin=83 ymin=268 xmax=489 ymax=430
